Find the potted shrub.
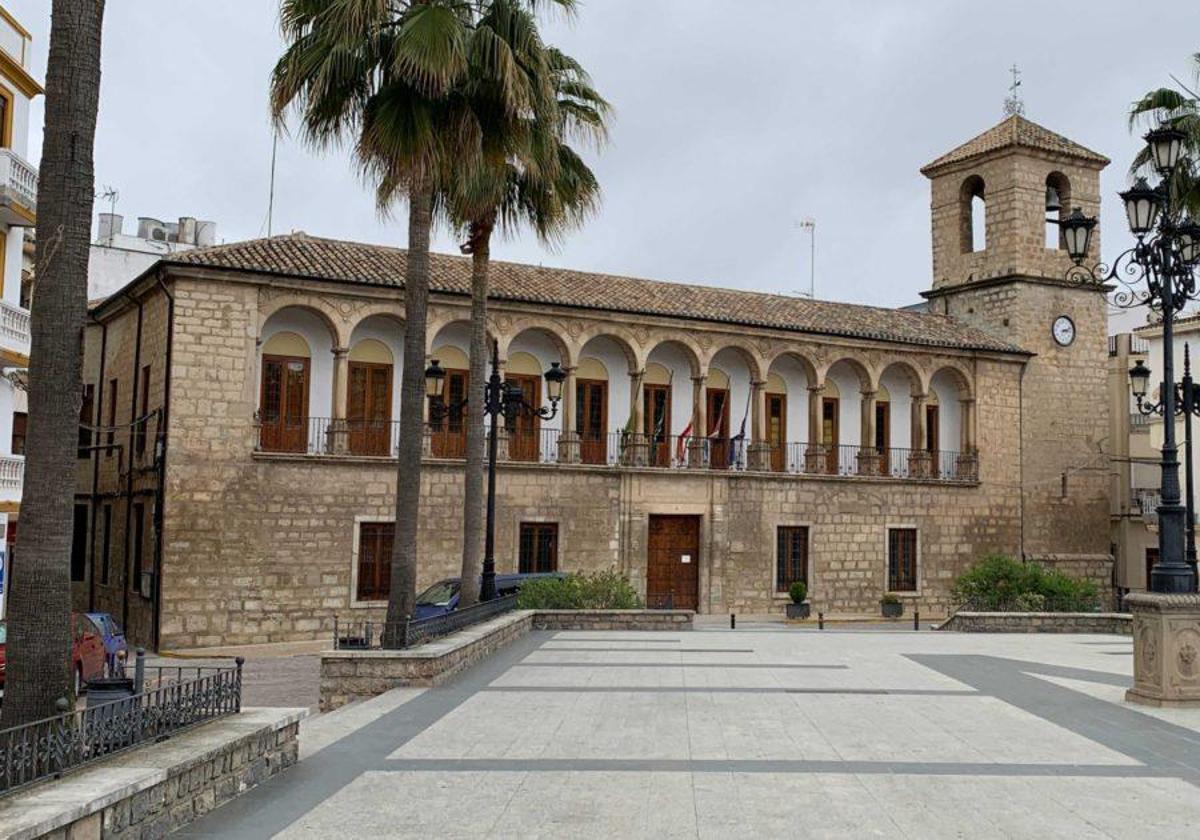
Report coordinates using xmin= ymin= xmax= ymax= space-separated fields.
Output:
xmin=880 ymin=593 xmax=903 ymax=619
xmin=785 ymin=582 xmax=810 ymax=620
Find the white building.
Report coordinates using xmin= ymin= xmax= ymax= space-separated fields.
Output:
xmin=88 ymin=213 xmax=216 ymax=300
xmin=0 ymin=5 xmax=40 ymax=618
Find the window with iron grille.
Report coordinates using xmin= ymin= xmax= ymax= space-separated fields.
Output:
xmin=776 ymin=526 xmax=809 ymax=592
xmin=887 ymin=528 xmax=918 ymax=592
xmin=519 ymin=523 xmax=558 ymax=574
xmin=356 ymin=521 xmax=394 ymax=602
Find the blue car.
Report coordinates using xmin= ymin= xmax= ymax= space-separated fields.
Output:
xmin=412 ymin=573 xmax=563 ymax=620
xmin=84 ymin=612 xmax=128 ymax=676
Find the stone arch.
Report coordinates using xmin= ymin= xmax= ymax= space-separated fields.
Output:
xmin=1045 ymin=171 xmax=1072 ymax=249
xmin=878 ymin=359 xmax=926 ymax=396
xmin=706 ymin=341 xmax=764 ymax=383
xmin=500 ymin=323 xmax=573 ymax=369
xmin=262 ymin=331 xmax=310 ymax=358
xmin=960 ymin=174 xmax=986 ymax=254
xmin=818 ymin=353 xmax=874 ymax=392
xmin=929 ymin=362 xmax=974 ymax=400
xmin=644 ymin=337 xmax=702 ymax=378
xmin=575 ymin=326 xmax=640 ymax=374
xmin=259 ymin=298 xmax=345 ymax=349
xmin=259 ymin=304 xmax=340 ymax=422
xmin=767 ymin=349 xmax=818 ymax=388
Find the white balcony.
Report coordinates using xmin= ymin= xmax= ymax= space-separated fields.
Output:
xmin=0 ymin=300 xmax=29 ymax=359
xmin=0 ymin=453 xmax=23 ymax=503
xmin=0 ymin=148 xmax=36 ymax=226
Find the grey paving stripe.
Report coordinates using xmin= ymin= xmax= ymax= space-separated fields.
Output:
xmin=482 ymin=686 xmax=980 ymax=696
xmin=551 ymin=637 xmax=681 ymax=643
xmin=533 ymin=647 xmax=755 ymax=653
xmin=511 ymin=661 xmax=848 ymax=669
xmin=380 ymin=757 xmax=1193 ymax=779
xmin=176 ymin=630 xmax=554 ymax=839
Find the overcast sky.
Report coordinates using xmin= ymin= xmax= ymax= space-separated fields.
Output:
xmin=10 ymin=1 xmax=1200 ymax=308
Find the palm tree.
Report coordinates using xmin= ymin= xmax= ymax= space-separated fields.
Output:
xmin=1129 ymin=54 xmax=1200 ymax=216
xmin=271 ymin=0 xmax=573 ymax=640
xmin=450 ymin=30 xmax=609 ymax=606
xmin=2 ymin=0 xmax=106 ymax=727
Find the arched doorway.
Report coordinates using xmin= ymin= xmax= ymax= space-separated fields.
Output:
xmin=348 ymin=338 xmax=394 ymax=455
xmin=260 ymin=331 xmax=311 ymax=453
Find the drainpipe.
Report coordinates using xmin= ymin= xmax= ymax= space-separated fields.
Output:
xmin=87 ymin=318 xmax=108 ymax=612
xmin=151 ymin=274 xmax=174 ymax=651
xmin=120 ymin=290 xmax=145 ymax=637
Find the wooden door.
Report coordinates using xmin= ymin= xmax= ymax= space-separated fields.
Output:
xmin=260 ymin=355 xmax=310 ymax=453
xmin=706 ymin=388 xmax=730 ymax=469
xmin=430 ymin=369 xmax=468 ymax=457
xmin=577 ymin=379 xmax=608 ymax=465
xmin=506 ymin=374 xmax=541 ymax=461
xmin=822 ymin=397 xmax=839 ymax=474
xmin=348 ymin=362 xmax=393 ymax=455
xmin=647 ymin=515 xmax=700 ymax=611
xmin=644 ymin=384 xmax=671 ymax=467
xmin=875 ymin=401 xmax=890 ymax=475
xmin=767 ymin=393 xmax=786 ymax=472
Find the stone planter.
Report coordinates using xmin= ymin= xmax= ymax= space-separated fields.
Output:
xmin=1125 ymin=592 xmax=1200 ymax=707
xmin=785 ymin=602 xmax=811 ymax=620
xmin=881 ymin=600 xmax=903 ymax=619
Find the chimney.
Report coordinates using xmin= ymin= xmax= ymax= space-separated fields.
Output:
xmin=97 ymin=213 xmax=123 ymax=243
xmin=195 ymin=220 xmax=217 ymax=247
xmin=177 ymin=216 xmax=197 ymax=246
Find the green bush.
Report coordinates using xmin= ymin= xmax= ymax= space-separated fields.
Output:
xmin=788 ymin=581 xmax=808 ymax=604
xmin=880 ymin=593 xmax=901 ymax=605
xmin=516 ymin=571 xmax=643 ymax=610
xmin=952 ymin=554 xmax=1098 ymax=612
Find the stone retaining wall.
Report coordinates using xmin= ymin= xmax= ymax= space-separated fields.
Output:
xmin=320 ymin=609 xmax=694 ymax=710
xmin=0 ymin=707 xmax=306 ymax=840
xmin=937 ymin=611 xmax=1131 ymax=634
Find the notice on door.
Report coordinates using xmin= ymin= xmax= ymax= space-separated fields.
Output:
xmin=681 ymin=554 xmax=692 ymax=564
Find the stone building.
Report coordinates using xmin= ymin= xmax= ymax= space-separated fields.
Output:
xmin=72 ymin=115 xmax=1115 ymax=649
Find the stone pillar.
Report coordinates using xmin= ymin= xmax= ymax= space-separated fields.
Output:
xmin=421 ymin=356 xmax=433 ymax=457
xmin=557 ymin=365 xmax=581 ymax=464
xmin=955 ymin=397 xmax=979 ymax=480
xmin=688 ymin=374 xmax=708 ymax=468
xmin=329 ymin=346 xmax=350 ymax=454
xmin=857 ymin=389 xmax=880 ymax=476
xmin=804 ymin=384 xmax=827 ymax=473
xmin=1126 ymin=593 xmax=1200 ymax=707
xmin=747 ymin=379 xmax=771 ymax=471
xmin=621 ymin=368 xmax=648 ymax=466
xmin=494 ymin=357 xmax=510 ymax=462
xmin=908 ymin=392 xmax=931 ymax=478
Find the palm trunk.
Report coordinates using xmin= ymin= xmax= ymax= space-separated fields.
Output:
xmin=2 ymin=0 xmax=105 ymax=726
xmin=385 ymin=178 xmax=433 ymax=646
xmin=458 ymin=215 xmax=495 ymax=608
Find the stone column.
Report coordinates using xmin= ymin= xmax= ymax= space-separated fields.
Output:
xmin=421 ymin=355 xmax=433 ymax=457
xmin=747 ymin=379 xmax=771 ymax=471
xmin=330 ymin=346 xmax=350 ymax=455
xmin=621 ymin=368 xmax=648 ymax=466
xmin=494 ymin=356 xmax=510 ymax=461
xmin=804 ymin=384 xmax=827 ymax=473
xmin=955 ymin=397 xmax=978 ymax=480
xmin=908 ymin=392 xmax=931 ymax=478
xmin=688 ymin=374 xmax=708 ymax=468
xmin=1126 ymin=592 xmax=1200 ymax=707
xmin=857 ymin=389 xmax=880 ymax=476
xmin=557 ymin=365 xmax=581 ymax=464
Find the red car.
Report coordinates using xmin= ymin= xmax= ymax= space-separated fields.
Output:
xmin=0 ymin=613 xmax=109 ymax=697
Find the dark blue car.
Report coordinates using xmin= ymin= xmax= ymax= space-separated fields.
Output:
xmin=412 ymin=573 xmax=563 ymax=620
xmin=84 ymin=612 xmax=128 ymax=676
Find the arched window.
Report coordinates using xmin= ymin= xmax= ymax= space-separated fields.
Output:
xmin=960 ymin=175 xmax=986 ymax=253
xmin=348 ymin=339 xmax=394 ymax=455
xmin=1045 ymin=172 xmax=1072 ymax=249
xmin=577 ymin=356 xmax=610 ymax=465
xmin=260 ymin=331 xmax=311 ymax=453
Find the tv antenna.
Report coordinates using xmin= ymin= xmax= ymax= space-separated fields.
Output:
xmin=97 ymin=185 xmax=119 ymax=243
xmin=794 ymin=219 xmax=815 ymax=298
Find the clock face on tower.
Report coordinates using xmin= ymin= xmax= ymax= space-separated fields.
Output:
xmin=1052 ymin=315 xmax=1076 ymax=347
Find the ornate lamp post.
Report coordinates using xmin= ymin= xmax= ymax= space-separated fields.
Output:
xmin=425 ymin=340 xmax=564 ymax=601
xmin=1057 ymin=123 xmax=1198 ymax=594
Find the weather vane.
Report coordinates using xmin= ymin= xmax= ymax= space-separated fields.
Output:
xmin=1003 ymin=63 xmax=1025 ymax=117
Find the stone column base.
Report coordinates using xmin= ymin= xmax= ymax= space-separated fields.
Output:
xmin=747 ymin=443 xmax=772 ymax=471
xmin=1125 ymin=592 xmax=1200 ymax=707
xmin=327 ymin=419 xmax=349 ymax=455
xmin=422 ymin=425 xmax=432 ymax=458
xmin=621 ymin=433 xmax=649 ymax=467
xmin=687 ymin=438 xmax=709 ymax=469
xmin=803 ymin=444 xmax=827 ymax=474
xmin=955 ymin=453 xmax=979 ymax=481
xmin=557 ymin=431 xmax=581 ymax=464
xmin=856 ymin=448 xmax=881 ymax=477
xmin=907 ymin=450 xmax=932 ymax=479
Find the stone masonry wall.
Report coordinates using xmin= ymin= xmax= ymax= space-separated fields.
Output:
xmin=939 ymin=611 xmax=1131 ymax=635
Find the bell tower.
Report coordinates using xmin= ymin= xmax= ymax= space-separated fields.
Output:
xmin=921 ymin=114 xmax=1113 ymax=579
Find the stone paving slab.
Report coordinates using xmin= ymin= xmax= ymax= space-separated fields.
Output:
xmin=179 ymin=629 xmax=1200 ymax=838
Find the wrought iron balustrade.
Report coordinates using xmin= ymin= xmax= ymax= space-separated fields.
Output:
xmin=0 ymin=659 xmax=242 ymax=796
xmin=333 ymin=594 xmax=519 ymax=651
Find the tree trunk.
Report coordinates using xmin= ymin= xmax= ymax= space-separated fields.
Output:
xmin=385 ymin=178 xmax=433 ymax=646
xmin=1 ymin=0 xmax=105 ymax=727
xmin=458 ymin=215 xmax=495 ymax=608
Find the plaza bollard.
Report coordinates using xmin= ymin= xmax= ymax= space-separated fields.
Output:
xmin=730 ymin=613 xmax=736 ymax=630
xmin=818 ymin=612 xmax=824 ymax=630
xmin=914 ymin=610 xmax=920 ymax=631
xmin=134 ymin=647 xmax=146 ymax=694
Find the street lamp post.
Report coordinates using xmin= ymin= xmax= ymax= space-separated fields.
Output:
xmin=425 ymin=339 xmax=565 ymax=601
xmin=1058 ymin=123 xmax=1200 ymax=593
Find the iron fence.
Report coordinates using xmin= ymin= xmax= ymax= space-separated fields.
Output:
xmin=0 ymin=658 xmax=243 ymax=796
xmin=333 ymin=594 xmax=519 ymax=651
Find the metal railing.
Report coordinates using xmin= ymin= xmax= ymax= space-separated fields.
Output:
xmin=333 ymin=594 xmax=519 ymax=651
xmin=0 ymin=659 xmax=243 ymax=796
xmin=0 ymin=453 xmax=22 ymax=492
xmin=0 ymin=149 xmax=37 ymax=212
xmin=255 ymin=417 xmax=978 ymax=483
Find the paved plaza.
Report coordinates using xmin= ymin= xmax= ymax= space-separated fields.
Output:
xmin=179 ymin=626 xmax=1200 ymax=838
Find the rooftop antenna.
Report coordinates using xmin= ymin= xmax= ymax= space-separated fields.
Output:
xmin=97 ymin=185 xmax=119 ymax=244
xmin=1003 ymin=63 xmax=1025 ymax=117
xmin=794 ymin=219 xmax=815 ymax=298
xmin=267 ymin=130 xmax=279 ymax=237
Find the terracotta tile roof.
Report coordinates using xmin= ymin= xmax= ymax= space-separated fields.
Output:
xmin=165 ymin=233 xmax=1026 ymax=354
xmin=921 ymin=115 xmax=1109 ymax=175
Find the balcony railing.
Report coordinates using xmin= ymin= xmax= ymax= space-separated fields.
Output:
xmin=0 ymin=453 xmax=23 ymax=492
xmin=0 ymin=299 xmax=30 ymax=356
xmin=0 ymin=148 xmax=37 ymax=217
xmin=255 ymin=417 xmax=978 ymax=482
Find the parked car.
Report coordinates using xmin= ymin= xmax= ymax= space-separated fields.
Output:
xmin=0 ymin=614 xmax=110 ymax=699
xmin=84 ymin=612 xmax=128 ymax=676
xmin=412 ymin=572 xmax=564 ymax=620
